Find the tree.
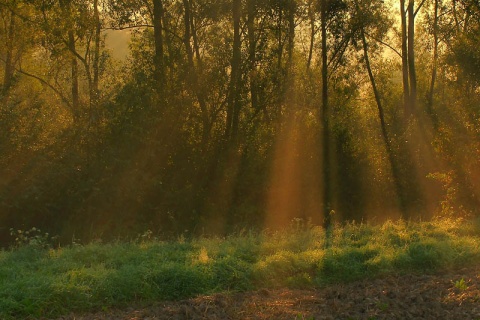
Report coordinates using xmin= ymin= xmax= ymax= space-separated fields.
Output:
xmin=306 ymin=0 xmax=317 ymax=70
xmin=59 ymin=0 xmax=81 ymax=115
xmin=427 ymin=0 xmax=439 ymax=110
xmin=352 ymin=0 xmax=410 ymax=215
xmin=225 ymin=0 xmax=242 ymax=143
xmin=152 ymin=0 xmax=165 ymax=97
xmin=183 ymin=0 xmax=211 ymax=145
xmin=92 ymin=0 xmax=102 ymax=107
xmin=0 ymin=1 xmax=35 ymax=95
xmin=247 ymin=0 xmax=258 ymax=112
xmin=320 ymin=0 xmax=331 ymax=227
xmin=1 ymin=4 xmax=16 ymax=93
xmin=446 ymin=0 xmax=480 ymax=89
xmin=319 ymin=0 xmax=350 ymax=227
xmin=399 ymin=0 xmax=427 ymax=117
xmin=3 ymin=0 xmax=109 ymax=122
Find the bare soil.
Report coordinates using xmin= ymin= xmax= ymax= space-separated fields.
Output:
xmin=55 ymin=266 xmax=480 ymax=320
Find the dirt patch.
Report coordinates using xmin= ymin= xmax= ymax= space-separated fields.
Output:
xmin=55 ymin=267 xmax=480 ymax=319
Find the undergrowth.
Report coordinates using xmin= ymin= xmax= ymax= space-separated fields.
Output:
xmin=1 ymin=217 xmax=479 ymax=319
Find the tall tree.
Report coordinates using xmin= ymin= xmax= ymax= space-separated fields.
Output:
xmin=183 ymin=0 xmax=210 ymax=144
xmin=225 ymin=0 xmax=242 ymax=142
xmin=286 ymin=0 xmax=296 ymax=89
xmin=320 ymin=0 xmax=331 ymax=227
xmin=407 ymin=0 xmax=417 ymax=115
xmin=0 ymin=1 xmax=35 ymax=95
xmin=92 ymin=0 xmax=102 ymax=109
xmin=25 ymin=0 xmax=108 ymax=121
xmin=426 ymin=0 xmax=439 ymax=118
xmin=1 ymin=7 xmax=15 ymax=93
xmin=446 ymin=0 xmax=480 ymax=90
xmin=400 ymin=0 xmax=410 ymax=116
xmin=317 ymin=0 xmax=351 ymax=227
xmin=152 ymin=0 xmax=165 ymax=97
xmin=247 ymin=0 xmax=258 ymax=112
xmin=353 ymin=0 xmax=407 ymax=215
xmin=59 ymin=0 xmax=81 ymax=116
xmin=399 ymin=0 xmax=426 ymax=117
xmin=306 ymin=0 xmax=317 ymax=71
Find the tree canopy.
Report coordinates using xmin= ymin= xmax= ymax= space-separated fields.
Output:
xmin=0 ymin=0 xmax=479 ymax=245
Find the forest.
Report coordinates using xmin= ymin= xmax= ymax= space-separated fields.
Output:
xmin=0 ymin=0 xmax=479 ymax=245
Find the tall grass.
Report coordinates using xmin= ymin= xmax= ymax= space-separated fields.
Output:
xmin=1 ymin=218 xmax=479 ymax=319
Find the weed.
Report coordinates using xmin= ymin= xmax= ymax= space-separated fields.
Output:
xmin=376 ymin=301 xmax=389 ymax=311
xmin=136 ymin=230 xmax=155 ymax=243
xmin=295 ymin=314 xmax=315 ymax=320
xmin=196 ymin=247 xmax=210 ymax=264
xmin=9 ymin=227 xmax=57 ymax=249
xmin=454 ymin=278 xmax=468 ymax=291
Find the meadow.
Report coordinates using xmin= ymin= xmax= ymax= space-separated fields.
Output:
xmin=1 ymin=217 xmax=479 ymax=319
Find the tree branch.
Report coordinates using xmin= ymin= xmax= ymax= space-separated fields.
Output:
xmin=365 ymin=32 xmax=402 ymax=58
xmin=6 ymin=60 xmax=74 ymax=113
xmin=414 ymin=0 xmax=427 ymax=17
xmin=103 ymin=24 xmax=153 ymax=30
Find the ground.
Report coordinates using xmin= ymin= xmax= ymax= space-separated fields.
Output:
xmin=54 ymin=266 xmax=480 ymax=320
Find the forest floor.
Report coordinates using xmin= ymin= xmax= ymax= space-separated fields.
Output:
xmin=55 ymin=266 xmax=480 ymax=320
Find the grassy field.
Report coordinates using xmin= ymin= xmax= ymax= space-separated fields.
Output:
xmin=1 ymin=218 xmax=479 ymax=319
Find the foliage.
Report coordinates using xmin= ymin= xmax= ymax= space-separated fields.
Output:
xmin=0 ymin=0 xmax=479 ymax=250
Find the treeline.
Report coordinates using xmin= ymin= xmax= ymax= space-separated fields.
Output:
xmin=0 ymin=0 xmax=479 ymax=245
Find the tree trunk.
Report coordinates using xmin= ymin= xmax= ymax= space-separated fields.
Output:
xmin=285 ymin=0 xmax=295 ymax=109
xmin=307 ymin=0 xmax=315 ymax=71
xmin=320 ymin=0 xmax=332 ymax=228
xmin=277 ymin=7 xmax=284 ymax=70
xmin=153 ymin=0 xmax=165 ymax=97
xmin=183 ymin=0 xmax=193 ymax=80
xmin=407 ymin=0 xmax=417 ymax=116
xmin=226 ymin=0 xmax=242 ymax=142
xmin=360 ymin=26 xmax=406 ymax=215
xmin=427 ymin=0 xmax=438 ymax=125
xmin=247 ymin=0 xmax=258 ymax=111
xmin=190 ymin=12 xmax=203 ymax=71
xmin=286 ymin=1 xmax=295 ymax=74
xmin=400 ymin=0 xmax=410 ymax=117
xmin=452 ymin=0 xmax=460 ymax=32
xmin=92 ymin=0 xmax=101 ymax=109
xmin=161 ymin=7 xmax=174 ymax=87
xmin=59 ymin=0 xmax=80 ymax=119
xmin=68 ymin=29 xmax=80 ymax=119
xmin=183 ymin=0 xmax=209 ymax=145
xmin=231 ymin=0 xmax=242 ymax=142
xmin=3 ymin=10 xmax=15 ymax=94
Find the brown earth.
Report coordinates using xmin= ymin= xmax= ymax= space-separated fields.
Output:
xmin=55 ymin=266 xmax=480 ymax=320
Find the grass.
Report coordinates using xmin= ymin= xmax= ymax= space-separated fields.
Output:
xmin=1 ymin=217 xmax=480 ymax=319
